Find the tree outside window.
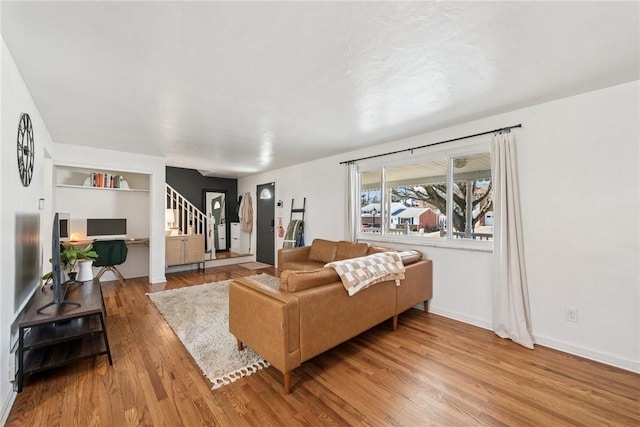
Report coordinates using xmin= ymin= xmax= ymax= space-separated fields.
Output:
xmin=358 ymin=152 xmax=493 ymax=241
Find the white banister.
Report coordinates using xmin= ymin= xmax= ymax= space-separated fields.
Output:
xmin=165 ymin=183 xmax=206 ymax=236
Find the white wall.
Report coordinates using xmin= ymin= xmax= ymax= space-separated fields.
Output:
xmin=1 ymin=38 xmax=55 ymax=424
xmin=239 ymin=81 xmax=640 ymax=372
xmin=516 ymin=82 xmax=639 ymax=370
xmin=239 ymin=155 xmax=347 ymax=251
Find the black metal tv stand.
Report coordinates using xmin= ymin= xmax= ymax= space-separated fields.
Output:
xmin=36 ymin=279 xmax=83 ymax=314
xmin=17 ymin=279 xmax=112 ymax=392
xmin=35 ymin=299 xmax=81 ymax=315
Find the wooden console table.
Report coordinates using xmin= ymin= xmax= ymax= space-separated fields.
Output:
xmin=17 ymin=279 xmax=112 ymax=392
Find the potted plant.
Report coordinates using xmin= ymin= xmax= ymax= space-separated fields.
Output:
xmin=42 ymin=244 xmax=99 ymax=284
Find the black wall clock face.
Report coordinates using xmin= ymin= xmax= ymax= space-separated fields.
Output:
xmin=17 ymin=113 xmax=34 ymax=187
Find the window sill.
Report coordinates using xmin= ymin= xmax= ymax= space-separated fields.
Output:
xmin=357 ymin=233 xmax=493 ymax=253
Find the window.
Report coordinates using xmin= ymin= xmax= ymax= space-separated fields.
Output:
xmin=450 ymin=153 xmax=493 ymax=240
xmin=357 ymin=148 xmax=493 ymax=245
xmin=360 ymin=169 xmax=382 ymax=234
xmin=259 ymin=188 xmax=272 ymax=199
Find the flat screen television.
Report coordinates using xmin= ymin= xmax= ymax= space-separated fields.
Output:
xmin=86 ymin=218 xmax=127 ymax=239
xmin=37 ymin=212 xmax=81 ymax=313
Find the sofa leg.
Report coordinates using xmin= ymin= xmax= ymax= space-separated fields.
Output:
xmin=392 ymin=314 xmax=398 ymax=331
xmin=284 ymin=371 xmax=291 ymax=394
xmin=236 ymin=339 xmax=244 ymax=351
xmin=424 ymin=299 xmax=430 ymax=313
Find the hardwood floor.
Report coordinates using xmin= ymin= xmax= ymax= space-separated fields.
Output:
xmin=7 ymin=265 xmax=639 ymax=426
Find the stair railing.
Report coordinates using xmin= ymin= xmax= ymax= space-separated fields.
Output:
xmin=166 ymin=183 xmax=206 ymax=235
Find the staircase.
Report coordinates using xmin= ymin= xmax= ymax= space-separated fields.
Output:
xmin=166 ymin=183 xmax=207 ymax=236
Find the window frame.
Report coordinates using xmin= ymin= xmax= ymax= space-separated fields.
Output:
xmin=355 ymin=139 xmax=493 ymax=252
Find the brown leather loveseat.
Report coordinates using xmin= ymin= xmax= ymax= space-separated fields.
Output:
xmin=229 ymin=239 xmax=433 ymax=393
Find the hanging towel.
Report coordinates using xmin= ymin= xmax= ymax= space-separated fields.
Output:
xmin=241 ymin=192 xmax=253 ymax=233
xmin=283 ymin=219 xmax=304 ymax=248
xmin=295 ymin=228 xmax=305 ymax=247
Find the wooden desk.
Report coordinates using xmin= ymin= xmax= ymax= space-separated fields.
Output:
xmin=62 ymin=238 xmax=150 ymax=281
xmin=17 ymin=279 xmax=112 ymax=392
xmin=63 ymin=237 xmax=149 ymax=248
xmin=124 ymin=237 xmax=150 ymax=246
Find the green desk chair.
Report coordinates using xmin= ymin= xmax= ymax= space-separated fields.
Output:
xmin=92 ymin=240 xmax=128 ymax=286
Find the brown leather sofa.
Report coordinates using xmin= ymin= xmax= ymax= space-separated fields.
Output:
xmin=229 ymin=239 xmax=433 ymax=393
xmin=277 ymin=237 xmax=372 ymax=271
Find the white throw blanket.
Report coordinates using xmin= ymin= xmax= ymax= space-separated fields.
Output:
xmin=325 ymin=252 xmax=405 ymax=296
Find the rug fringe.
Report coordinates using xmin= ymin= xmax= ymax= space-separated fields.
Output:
xmin=211 ymin=359 xmax=271 ymax=390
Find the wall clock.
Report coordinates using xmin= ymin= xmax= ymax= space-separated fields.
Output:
xmin=17 ymin=113 xmax=34 ymax=187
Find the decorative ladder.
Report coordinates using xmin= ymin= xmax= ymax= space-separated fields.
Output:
xmin=165 ymin=183 xmax=207 ymax=235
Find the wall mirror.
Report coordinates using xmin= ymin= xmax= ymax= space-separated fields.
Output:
xmin=204 ymin=190 xmax=227 ymax=253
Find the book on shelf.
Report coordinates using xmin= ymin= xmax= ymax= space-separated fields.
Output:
xmin=89 ymin=172 xmax=126 ymax=188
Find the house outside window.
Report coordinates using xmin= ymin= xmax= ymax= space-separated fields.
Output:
xmin=357 ymin=146 xmax=493 ymax=248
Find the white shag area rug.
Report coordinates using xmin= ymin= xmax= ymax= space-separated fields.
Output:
xmin=147 ymin=274 xmax=280 ymax=389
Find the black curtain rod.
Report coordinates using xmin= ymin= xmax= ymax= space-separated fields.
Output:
xmin=339 ymin=123 xmax=522 ymax=165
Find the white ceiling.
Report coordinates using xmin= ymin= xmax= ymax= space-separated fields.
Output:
xmin=2 ymin=1 xmax=638 ymax=178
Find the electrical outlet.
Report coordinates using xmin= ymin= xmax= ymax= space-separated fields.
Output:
xmin=565 ymin=307 xmax=579 ymax=323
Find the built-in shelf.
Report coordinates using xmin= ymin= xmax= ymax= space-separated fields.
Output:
xmin=55 ymin=165 xmax=150 ymax=192
xmin=56 ymin=183 xmax=149 ymax=193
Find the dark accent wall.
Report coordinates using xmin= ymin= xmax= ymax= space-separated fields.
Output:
xmin=166 ymin=167 xmax=239 ymax=223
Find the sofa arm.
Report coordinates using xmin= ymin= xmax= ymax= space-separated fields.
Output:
xmin=229 ymin=277 xmax=302 ymax=376
xmin=396 ymin=259 xmax=433 ymax=314
xmin=277 ymin=246 xmax=311 ymax=271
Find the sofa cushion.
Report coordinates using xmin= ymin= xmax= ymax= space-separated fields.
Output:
xmin=335 ymin=241 xmax=369 ymax=260
xmin=367 ymin=245 xmax=391 ymax=255
xmin=308 ymin=239 xmax=338 ymax=264
xmin=280 ymin=268 xmax=340 ymax=292
xmin=280 ymin=260 xmax=325 ymax=271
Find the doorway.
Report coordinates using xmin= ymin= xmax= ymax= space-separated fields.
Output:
xmin=203 ymin=190 xmax=227 ymax=253
xmin=256 ymin=182 xmax=275 ymax=265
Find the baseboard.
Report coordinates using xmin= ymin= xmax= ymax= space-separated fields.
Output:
xmin=428 ymin=305 xmax=493 ymax=331
xmin=1 ymin=388 xmax=16 ymax=426
xmin=533 ymin=334 xmax=640 ymax=373
xmin=204 ymin=256 xmax=254 ymax=268
xmin=149 ymin=275 xmax=167 ymax=284
xmin=163 ymin=256 xmax=255 ymax=276
xmin=428 ymin=306 xmax=639 ymax=373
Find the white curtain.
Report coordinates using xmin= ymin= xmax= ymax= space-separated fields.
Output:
xmin=491 ymin=131 xmax=535 ymax=349
xmin=345 ymin=163 xmax=359 ymax=242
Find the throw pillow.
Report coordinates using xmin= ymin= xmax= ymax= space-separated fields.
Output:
xmin=335 ymin=241 xmax=369 ymax=260
xmin=308 ymin=239 xmax=338 ymax=263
